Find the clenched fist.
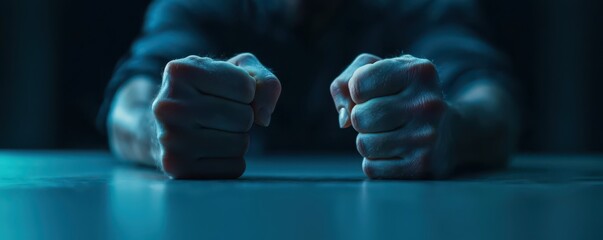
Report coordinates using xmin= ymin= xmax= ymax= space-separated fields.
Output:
xmin=152 ymin=53 xmax=281 ymax=179
xmin=330 ymin=54 xmax=454 ymax=179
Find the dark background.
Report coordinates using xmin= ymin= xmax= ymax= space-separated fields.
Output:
xmin=0 ymin=0 xmax=601 ymax=152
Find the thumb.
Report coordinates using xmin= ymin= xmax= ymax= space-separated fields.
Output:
xmin=228 ymin=53 xmax=281 ymax=127
xmin=329 ymin=53 xmax=381 ymax=128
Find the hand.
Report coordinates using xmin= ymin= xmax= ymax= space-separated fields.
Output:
xmin=330 ymin=54 xmax=453 ymax=179
xmin=152 ymin=53 xmax=281 ymax=179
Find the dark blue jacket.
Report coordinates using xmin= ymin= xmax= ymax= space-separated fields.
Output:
xmin=98 ymin=0 xmax=513 ymax=152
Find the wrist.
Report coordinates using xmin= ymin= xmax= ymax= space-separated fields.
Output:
xmin=430 ymin=101 xmax=463 ymax=177
xmin=108 ymin=76 xmax=161 ymax=167
xmin=442 ymin=79 xmax=516 ymax=168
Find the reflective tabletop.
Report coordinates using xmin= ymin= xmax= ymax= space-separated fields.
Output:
xmin=1 ymin=151 xmax=602 ymax=240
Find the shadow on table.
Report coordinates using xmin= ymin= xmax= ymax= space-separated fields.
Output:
xmin=239 ymin=176 xmax=366 ymax=183
xmin=114 ymin=157 xmax=603 ymax=184
xmin=451 ymin=164 xmax=603 ymax=184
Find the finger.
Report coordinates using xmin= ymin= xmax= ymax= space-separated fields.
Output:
xmin=164 ymin=55 xmax=256 ymax=104
xmin=349 ymin=55 xmax=438 ymax=104
xmin=228 ymin=53 xmax=281 ymax=127
xmin=158 ymin=127 xmax=250 ymax=158
xmin=350 ymin=92 xmax=446 ymax=133
xmin=362 ymin=148 xmax=430 ymax=179
xmin=355 ymin=123 xmax=437 ymax=159
xmin=330 ymin=53 xmax=381 ymax=128
xmin=362 ymin=146 xmax=432 ymax=179
xmin=152 ymin=93 xmax=254 ymax=133
xmin=350 ymin=93 xmax=411 ymax=133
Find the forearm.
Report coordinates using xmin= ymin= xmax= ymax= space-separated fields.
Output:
xmin=444 ymin=77 xmax=519 ymax=169
xmin=107 ymin=76 xmax=160 ymax=167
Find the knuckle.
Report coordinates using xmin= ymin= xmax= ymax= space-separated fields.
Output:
xmin=354 ymin=62 xmax=375 ymax=78
xmin=350 ymin=104 xmax=374 ymax=132
xmin=357 ymin=134 xmax=385 ymax=159
xmin=399 ymin=54 xmax=414 ymax=60
xmin=362 ymin=160 xmax=383 ymax=178
xmin=350 ymin=106 xmax=363 ymax=131
xmin=151 ymin=99 xmax=169 ymax=122
xmin=378 ymin=58 xmax=397 ymax=67
xmin=165 ymin=58 xmax=209 ymax=78
xmin=349 ymin=64 xmax=376 ymax=102
xmin=362 ymin=157 xmax=426 ymax=179
xmin=348 ymin=75 xmax=362 ymax=102
xmin=329 ymin=79 xmax=345 ymax=97
xmin=152 ymin=99 xmax=181 ymax=123
xmin=362 ymin=159 xmax=396 ymax=179
xmin=262 ymin=76 xmax=282 ymax=94
xmin=274 ymin=77 xmax=282 ymax=93
xmin=267 ymin=73 xmax=281 ymax=84
xmin=213 ymin=60 xmax=237 ymax=71
xmin=164 ymin=60 xmax=183 ymax=76
xmin=357 ymin=134 xmax=387 ymax=159
xmin=408 ymin=59 xmax=437 ymax=82
xmin=238 ymin=52 xmax=256 ymax=59
xmin=415 ymin=59 xmax=437 ymax=73
xmin=361 ymin=161 xmax=375 ymax=178
xmin=356 ymin=53 xmax=380 ymax=63
xmin=183 ymin=55 xmax=203 ymax=61
xmin=356 ymin=134 xmax=369 ymax=158
xmin=214 ymin=61 xmax=257 ymax=103
xmin=234 ymin=52 xmax=257 ymax=64
xmin=378 ymin=58 xmax=398 ymax=73
xmin=184 ymin=55 xmax=213 ymax=65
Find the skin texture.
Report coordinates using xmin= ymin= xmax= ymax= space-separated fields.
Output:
xmin=330 ymin=54 xmax=518 ymax=179
xmin=109 ymin=52 xmax=516 ymax=180
xmin=108 ymin=53 xmax=281 ymax=179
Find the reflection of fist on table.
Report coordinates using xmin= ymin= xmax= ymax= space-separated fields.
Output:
xmin=152 ymin=53 xmax=281 ymax=179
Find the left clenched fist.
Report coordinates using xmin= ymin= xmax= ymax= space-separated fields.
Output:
xmin=330 ymin=54 xmax=452 ymax=179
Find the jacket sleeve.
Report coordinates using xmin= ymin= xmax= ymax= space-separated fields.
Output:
xmin=400 ymin=0 xmax=515 ymax=95
xmin=96 ymin=0 xmax=241 ymax=133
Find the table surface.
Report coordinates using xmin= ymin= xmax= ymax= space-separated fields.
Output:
xmin=0 ymin=151 xmax=602 ymax=240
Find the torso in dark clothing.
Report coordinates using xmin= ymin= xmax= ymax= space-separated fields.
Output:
xmin=98 ymin=0 xmax=511 ymax=153
xmin=246 ymin=1 xmax=407 ymax=152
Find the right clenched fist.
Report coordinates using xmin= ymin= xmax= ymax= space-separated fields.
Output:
xmin=152 ymin=53 xmax=281 ymax=179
